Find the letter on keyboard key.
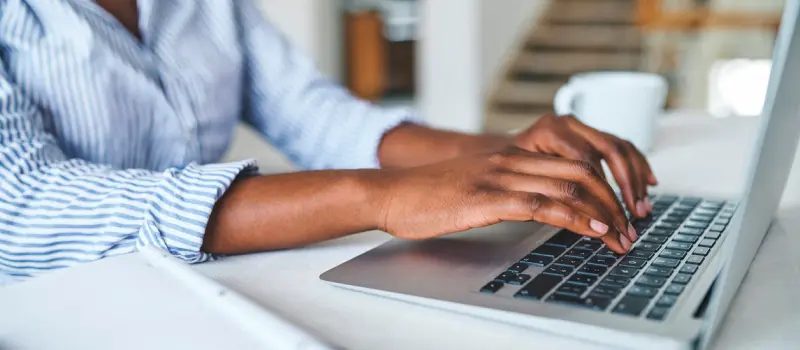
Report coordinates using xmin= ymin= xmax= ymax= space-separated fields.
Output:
xmin=652 ymin=257 xmax=681 ymax=268
xmin=579 ymin=265 xmax=607 ymax=276
xmin=573 ymin=240 xmax=603 ymax=251
xmin=666 ymin=242 xmax=693 ymax=251
xmin=567 ymin=274 xmax=597 ymax=286
xmin=601 ymin=275 xmax=631 ymax=288
xmin=592 ymin=285 xmax=621 ymax=298
xmin=610 ymin=266 xmax=639 ymax=278
xmin=636 ymin=242 xmax=661 ymax=251
xmin=680 ymin=264 xmax=700 ymax=275
xmin=508 ymin=263 xmax=529 ymax=273
xmin=627 ymin=285 xmax=658 ymax=298
xmin=672 ymin=273 xmax=692 ymax=284
xmin=515 ymin=274 xmax=563 ymax=300
xmin=613 ymin=295 xmax=651 ymax=316
xmin=659 ymin=249 xmax=687 ymax=259
xmin=657 ymin=294 xmax=678 ymax=306
xmin=582 ymin=295 xmax=612 ymax=310
xmin=596 ymin=247 xmax=622 ymax=259
xmin=645 ymin=266 xmax=674 ymax=277
xmin=693 ymin=247 xmax=711 ymax=256
xmin=642 ymin=235 xmax=668 ymax=244
xmin=544 ymin=265 xmax=573 ymax=277
xmin=565 ymin=249 xmax=592 ymax=260
xmin=480 ymin=281 xmax=504 ymax=294
xmin=627 ymin=248 xmax=654 ymax=259
xmin=520 ymin=254 xmax=553 ymax=266
xmin=664 ymin=284 xmax=685 ymax=295
xmin=588 ymin=256 xmax=616 ymax=267
xmin=554 ymin=257 xmax=582 ymax=268
xmin=635 ymin=276 xmax=666 ymax=288
xmin=619 ymin=257 xmax=647 ymax=269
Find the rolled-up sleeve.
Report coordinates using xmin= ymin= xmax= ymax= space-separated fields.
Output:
xmin=0 ymin=59 xmax=258 ymax=278
xmin=236 ymin=0 xmax=423 ymax=170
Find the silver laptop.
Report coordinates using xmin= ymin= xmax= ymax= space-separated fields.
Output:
xmin=321 ymin=3 xmax=800 ymax=349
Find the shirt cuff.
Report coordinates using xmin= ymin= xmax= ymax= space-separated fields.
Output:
xmin=136 ymin=159 xmax=259 ymax=263
xmin=348 ymin=107 xmax=426 ymax=169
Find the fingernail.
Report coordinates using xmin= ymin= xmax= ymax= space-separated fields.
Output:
xmin=636 ymin=201 xmax=647 ymax=217
xmin=590 ymin=220 xmax=609 ymax=235
xmin=628 ymin=223 xmax=639 ymax=241
xmin=620 ymin=234 xmax=632 ymax=251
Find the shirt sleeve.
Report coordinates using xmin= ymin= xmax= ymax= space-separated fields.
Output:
xmin=236 ymin=0 xmax=423 ymax=170
xmin=0 ymin=58 xmax=258 ymax=279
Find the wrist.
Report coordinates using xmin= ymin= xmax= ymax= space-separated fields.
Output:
xmin=354 ymin=168 xmax=400 ymax=232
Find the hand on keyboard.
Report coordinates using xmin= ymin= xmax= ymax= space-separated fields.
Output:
xmin=513 ymin=114 xmax=658 ymax=218
xmin=374 ymin=146 xmax=641 ymax=253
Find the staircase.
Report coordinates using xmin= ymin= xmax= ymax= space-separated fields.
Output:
xmin=484 ymin=0 xmax=645 ymax=133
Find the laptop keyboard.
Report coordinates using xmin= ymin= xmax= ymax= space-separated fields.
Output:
xmin=479 ymin=195 xmax=736 ymax=321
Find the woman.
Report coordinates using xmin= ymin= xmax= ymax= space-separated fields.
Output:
xmin=0 ymin=0 xmax=655 ymax=282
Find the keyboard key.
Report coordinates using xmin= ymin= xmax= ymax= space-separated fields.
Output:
xmin=636 ymin=276 xmax=667 ymax=288
xmin=661 ymin=217 xmax=682 ymax=225
xmin=579 ymin=265 xmax=607 ymax=276
xmin=581 ymin=295 xmax=612 ymax=310
xmin=554 ymin=257 xmax=583 ymax=268
xmin=627 ymin=285 xmax=658 ymax=298
xmin=657 ymin=294 xmax=678 ymax=307
xmin=649 ymin=228 xmax=673 ymax=237
xmin=688 ymin=215 xmax=713 ymax=222
xmin=710 ymin=224 xmax=726 ymax=232
xmin=588 ymin=256 xmax=617 ymax=267
xmin=508 ymin=263 xmax=529 ymax=273
xmin=705 ymin=231 xmax=722 ymax=240
xmin=544 ymin=265 xmax=574 ymax=277
xmin=627 ymin=248 xmax=654 ymax=259
xmin=652 ymin=257 xmax=681 ymax=268
xmin=556 ymin=283 xmax=587 ymax=297
xmin=647 ymin=307 xmax=670 ymax=321
xmin=592 ymin=285 xmax=621 ymax=298
xmin=699 ymin=239 xmax=716 ymax=247
xmin=671 ymin=208 xmax=691 ymax=215
xmin=565 ymin=249 xmax=592 ymax=260
xmin=495 ymin=271 xmax=516 ymax=282
xmin=531 ymin=245 xmax=566 ymax=258
xmin=672 ymin=273 xmax=692 ymax=284
xmin=687 ymin=255 xmax=704 ymax=264
xmin=567 ymin=274 xmax=597 ymax=286
xmin=515 ymin=274 xmax=563 ymax=300
xmin=573 ymin=240 xmax=603 ymax=252
xmin=596 ymin=247 xmax=622 ymax=259
xmin=636 ymin=242 xmax=661 ymax=251
xmin=680 ymin=264 xmax=699 ymax=275
xmin=655 ymin=223 xmax=679 ymax=230
xmin=547 ymin=230 xmax=582 ymax=248
xmin=719 ymin=212 xmax=734 ymax=219
xmin=684 ymin=222 xmax=709 ymax=230
xmin=681 ymin=197 xmax=702 ymax=205
xmin=659 ymin=249 xmax=687 ymax=260
xmin=645 ymin=266 xmax=674 ymax=277
xmin=619 ymin=257 xmax=647 ymax=269
xmin=480 ymin=281 xmax=504 ymax=293
xmin=693 ymin=247 xmax=711 ymax=256
xmin=665 ymin=284 xmax=685 ymax=295
xmin=716 ymin=218 xmax=730 ymax=225
xmin=547 ymin=293 xmax=582 ymax=306
xmin=678 ymin=228 xmax=704 ymax=236
xmin=657 ymin=195 xmax=678 ymax=203
xmin=611 ymin=266 xmax=639 ymax=278
xmin=666 ymin=241 xmax=693 ymax=251
xmin=672 ymin=234 xmax=699 ymax=243
xmin=510 ymin=274 xmax=532 ymax=285
xmin=601 ymin=275 xmax=631 ymax=288
xmin=520 ymin=254 xmax=553 ymax=266
xmin=642 ymin=235 xmax=668 ymax=244
xmin=613 ymin=295 xmax=651 ymax=316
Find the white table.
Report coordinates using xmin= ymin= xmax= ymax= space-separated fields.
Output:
xmin=2 ymin=112 xmax=799 ymax=350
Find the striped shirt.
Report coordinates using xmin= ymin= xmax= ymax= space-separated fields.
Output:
xmin=0 ymin=0 xmax=416 ymax=283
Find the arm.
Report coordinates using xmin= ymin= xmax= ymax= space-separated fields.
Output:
xmin=0 ymin=56 xmax=256 ymax=278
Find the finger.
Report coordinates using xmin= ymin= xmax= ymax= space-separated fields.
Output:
xmin=546 ymin=128 xmax=606 ymax=179
xmin=491 ymin=192 xmax=631 ymax=253
xmin=561 ymin=117 xmax=644 ymax=217
xmin=492 ymin=172 xmax=634 ymax=242
xmin=491 ymin=152 xmax=635 ymax=242
xmin=619 ymin=142 xmax=649 ymax=216
xmin=630 ymin=144 xmax=659 ymax=186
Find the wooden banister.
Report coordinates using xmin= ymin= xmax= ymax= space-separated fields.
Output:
xmin=636 ymin=0 xmax=782 ymax=31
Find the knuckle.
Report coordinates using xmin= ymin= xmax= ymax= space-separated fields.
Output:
xmin=570 ymin=160 xmax=597 ymax=178
xmin=523 ymin=193 xmax=544 ymax=213
xmin=557 ymin=180 xmax=584 ymax=201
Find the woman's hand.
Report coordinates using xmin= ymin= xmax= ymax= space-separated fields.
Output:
xmin=372 ymin=146 xmax=638 ymax=253
xmin=513 ymin=114 xmax=658 ymax=218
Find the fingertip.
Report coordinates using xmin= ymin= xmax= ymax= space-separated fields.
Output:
xmin=590 ymin=219 xmax=609 ymax=235
xmin=620 ymin=234 xmax=632 ymax=251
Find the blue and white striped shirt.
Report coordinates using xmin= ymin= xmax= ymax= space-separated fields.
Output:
xmin=0 ymin=0 xmax=416 ymax=282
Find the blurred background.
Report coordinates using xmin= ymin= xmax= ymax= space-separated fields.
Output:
xmin=226 ymin=0 xmax=784 ymax=167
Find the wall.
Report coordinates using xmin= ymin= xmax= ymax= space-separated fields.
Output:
xmin=417 ymin=0 xmax=549 ymax=132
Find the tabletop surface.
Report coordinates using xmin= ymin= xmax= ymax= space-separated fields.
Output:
xmin=2 ymin=112 xmax=799 ymax=350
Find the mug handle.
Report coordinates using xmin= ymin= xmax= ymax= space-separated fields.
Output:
xmin=554 ymin=84 xmax=579 ymax=116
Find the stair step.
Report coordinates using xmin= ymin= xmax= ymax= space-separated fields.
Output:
xmin=495 ymin=81 xmax=562 ymax=105
xmin=548 ymin=0 xmax=636 ymax=25
xmin=513 ymin=51 xmax=641 ymax=75
xmin=529 ymin=24 xmax=642 ymax=50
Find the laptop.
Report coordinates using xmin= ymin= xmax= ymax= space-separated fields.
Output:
xmin=321 ymin=2 xmax=800 ymax=349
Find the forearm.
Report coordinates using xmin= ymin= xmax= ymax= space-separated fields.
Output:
xmin=202 ymin=170 xmax=384 ymax=254
xmin=378 ymin=123 xmax=510 ymax=168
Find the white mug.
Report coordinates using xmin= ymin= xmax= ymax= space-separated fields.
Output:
xmin=554 ymin=72 xmax=668 ymax=152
